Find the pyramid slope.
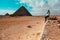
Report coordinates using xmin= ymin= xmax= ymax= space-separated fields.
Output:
xmin=12 ymin=6 xmax=32 ymax=16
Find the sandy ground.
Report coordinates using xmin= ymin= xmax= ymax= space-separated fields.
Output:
xmin=41 ymin=17 xmax=60 ymax=40
xmin=1 ymin=16 xmax=60 ymax=40
xmin=0 ymin=16 xmax=45 ymax=40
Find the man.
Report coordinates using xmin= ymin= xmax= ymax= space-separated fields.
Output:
xmin=45 ymin=10 xmax=50 ymax=21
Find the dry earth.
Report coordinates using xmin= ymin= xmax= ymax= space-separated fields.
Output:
xmin=0 ymin=16 xmax=45 ymax=40
xmin=0 ymin=16 xmax=60 ymax=40
xmin=41 ymin=16 xmax=60 ymax=40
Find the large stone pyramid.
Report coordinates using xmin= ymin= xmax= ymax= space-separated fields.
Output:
xmin=5 ymin=13 xmax=9 ymax=16
xmin=12 ymin=6 xmax=32 ymax=16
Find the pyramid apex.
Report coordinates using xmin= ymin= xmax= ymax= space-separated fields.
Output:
xmin=20 ymin=6 xmax=25 ymax=8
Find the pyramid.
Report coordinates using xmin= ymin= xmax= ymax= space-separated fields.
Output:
xmin=12 ymin=6 xmax=32 ymax=16
xmin=5 ymin=13 xmax=9 ymax=16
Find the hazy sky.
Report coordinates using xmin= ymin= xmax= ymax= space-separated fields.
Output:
xmin=0 ymin=0 xmax=60 ymax=15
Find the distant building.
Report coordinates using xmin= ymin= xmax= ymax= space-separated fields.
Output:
xmin=11 ymin=6 xmax=32 ymax=16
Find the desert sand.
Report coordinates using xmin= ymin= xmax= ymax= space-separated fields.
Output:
xmin=0 ymin=16 xmax=45 ymax=40
xmin=0 ymin=16 xmax=60 ymax=40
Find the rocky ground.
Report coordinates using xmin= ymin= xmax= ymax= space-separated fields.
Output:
xmin=41 ymin=19 xmax=60 ymax=40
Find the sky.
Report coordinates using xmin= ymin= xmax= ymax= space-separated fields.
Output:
xmin=0 ymin=0 xmax=60 ymax=16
